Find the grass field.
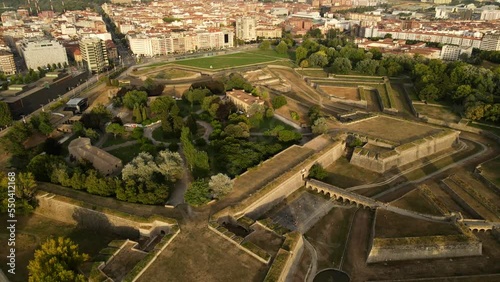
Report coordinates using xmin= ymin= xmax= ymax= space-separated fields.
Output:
xmin=102 ymin=134 xmax=132 ymax=148
xmin=296 ymin=69 xmax=328 ymax=78
xmin=470 ymin=122 xmax=500 ymax=138
xmin=108 ymin=143 xmax=144 ymax=164
xmin=324 ymin=157 xmax=382 ymax=188
xmin=345 ymin=116 xmax=440 ymax=144
xmin=137 ymin=223 xmax=268 ymax=282
xmin=375 ymin=210 xmax=461 ymax=238
xmin=414 ymin=104 xmax=461 ymax=123
xmin=305 ymin=207 xmax=356 ymax=269
xmin=0 ymin=214 xmax=125 ymax=282
xmin=174 ymin=50 xmax=290 ymax=70
xmin=318 ymin=85 xmax=360 ymax=101
xmin=480 ymin=157 xmax=500 ymax=187
xmin=392 ymin=189 xmax=443 ymax=216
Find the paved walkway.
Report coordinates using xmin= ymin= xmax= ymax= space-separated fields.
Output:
xmin=196 ymin=120 xmax=213 ymax=143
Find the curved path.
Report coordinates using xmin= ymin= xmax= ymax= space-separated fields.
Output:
xmin=347 ymin=139 xmax=480 ymax=192
xmin=303 ymin=237 xmax=318 ymax=282
xmin=373 ymin=138 xmax=488 ymax=200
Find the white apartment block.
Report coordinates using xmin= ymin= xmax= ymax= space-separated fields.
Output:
xmin=370 ymin=29 xmax=482 ymax=49
xmin=440 ymin=45 xmax=473 ymax=61
xmin=480 ymin=10 xmax=500 ymax=20
xmin=480 ymin=34 xmax=500 ymax=51
xmin=79 ymin=38 xmax=109 ymax=73
xmin=128 ymin=31 xmax=234 ymax=57
xmin=0 ymin=50 xmax=16 ymax=75
xmin=236 ymin=17 xmax=257 ymax=42
xmin=20 ymin=38 xmax=68 ymax=70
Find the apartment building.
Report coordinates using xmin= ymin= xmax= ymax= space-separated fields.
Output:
xmin=20 ymin=38 xmax=68 ymax=70
xmin=236 ymin=17 xmax=257 ymax=42
xmin=79 ymin=38 xmax=109 ymax=72
xmin=128 ymin=31 xmax=234 ymax=57
xmin=480 ymin=34 xmax=500 ymax=51
xmin=440 ymin=45 xmax=473 ymax=61
xmin=0 ymin=50 xmax=16 ymax=75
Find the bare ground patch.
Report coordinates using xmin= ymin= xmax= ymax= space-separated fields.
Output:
xmin=318 ymin=85 xmax=360 ymax=101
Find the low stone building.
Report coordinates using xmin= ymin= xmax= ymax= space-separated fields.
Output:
xmin=68 ymin=137 xmax=123 ymax=175
xmin=226 ymin=89 xmax=265 ymax=112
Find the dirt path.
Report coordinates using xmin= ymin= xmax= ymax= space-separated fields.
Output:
xmin=304 ymin=238 xmax=318 ymax=282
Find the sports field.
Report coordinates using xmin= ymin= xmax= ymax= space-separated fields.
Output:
xmin=174 ymin=50 xmax=290 ymax=69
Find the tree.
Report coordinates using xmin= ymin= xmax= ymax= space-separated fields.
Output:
xmin=105 ymin=123 xmax=125 ymax=138
xmin=266 ymin=107 xmax=274 ymax=118
xmin=299 ymin=59 xmax=309 ymax=69
xmin=28 ymin=154 xmax=65 ymax=182
xmin=209 ymin=173 xmax=233 ymax=198
xmin=330 ymin=57 xmax=352 ymax=74
xmin=308 ymin=51 xmax=328 ymax=67
xmin=355 ymin=59 xmax=379 ymax=75
xmin=309 ymin=163 xmax=327 ymax=180
xmin=156 ymin=150 xmax=184 ymax=182
xmin=42 ymin=138 xmax=62 ymax=155
xmin=418 ymin=84 xmax=440 ymax=101
xmin=277 ymin=130 xmax=302 ymax=142
xmin=184 ymin=180 xmax=210 ymax=206
xmin=0 ymin=101 xmax=12 ymax=127
xmin=272 ymin=96 xmax=288 ymax=109
xmin=72 ymin=121 xmax=84 ymax=136
xmin=224 ymin=122 xmax=250 ymax=138
xmin=123 ymin=90 xmax=148 ymax=109
xmin=259 ymin=40 xmax=271 ymax=50
xmin=275 ymin=41 xmax=289 ymax=55
xmin=311 ymin=117 xmax=328 ymax=134
xmin=122 ymin=152 xmax=158 ymax=183
xmin=295 ymin=46 xmax=308 ymax=64
xmin=16 ymin=172 xmax=37 ymax=201
xmin=28 ymin=237 xmax=89 ymax=282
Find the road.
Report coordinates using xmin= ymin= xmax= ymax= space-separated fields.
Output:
xmin=373 ymin=138 xmax=488 ymax=200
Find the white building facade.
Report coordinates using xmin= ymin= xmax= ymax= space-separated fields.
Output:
xmin=20 ymin=38 xmax=68 ymax=70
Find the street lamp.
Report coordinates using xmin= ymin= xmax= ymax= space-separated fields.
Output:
xmin=40 ymin=104 xmax=45 ymax=112
xmin=21 ymin=115 xmax=26 ymax=123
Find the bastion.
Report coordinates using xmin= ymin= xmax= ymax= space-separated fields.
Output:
xmin=346 ymin=115 xmax=460 ymax=173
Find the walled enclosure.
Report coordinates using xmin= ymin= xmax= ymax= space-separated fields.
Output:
xmin=350 ymin=130 xmax=460 ymax=173
xmin=235 ymin=139 xmax=345 ymax=219
xmin=367 ymin=209 xmax=482 ymax=263
xmin=35 ymin=193 xmax=175 ymax=238
xmin=367 ymin=238 xmax=482 ymax=263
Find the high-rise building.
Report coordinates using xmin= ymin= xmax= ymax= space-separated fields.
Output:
xmin=480 ymin=34 xmax=500 ymax=51
xmin=0 ymin=50 xmax=16 ymax=75
xmin=236 ymin=17 xmax=257 ymax=42
xmin=20 ymin=38 xmax=68 ymax=70
xmin=79 ymin=38 xmax=109 ymax=73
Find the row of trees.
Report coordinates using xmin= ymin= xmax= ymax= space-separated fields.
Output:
xmin=29 ymin=147 xmax=183 ymax=204
xmin=184 ymin=173 xmax=233 ymax=206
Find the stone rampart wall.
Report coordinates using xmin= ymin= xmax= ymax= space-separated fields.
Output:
xmin=35 ymin=193 xmax=173 ymax=238
xmin=282 ymin=236 xmax=304 ymax=282
xmin=239 ymin=141 xmax=344 ymax=219
xmin=367 ymin=239 xmax=482 ymax=263
xmin=350 ymin=131 xmax=459 ymax=173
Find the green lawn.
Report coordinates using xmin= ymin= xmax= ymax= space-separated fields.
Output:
xmin=102 ymin=134 xmax=132 ymax=148
xmin=254 ymin=117 xmax=294 ymax=132
xmin=174 ymin=50 xmax=290 ymax=69
xmin=108 ymin=143 xmax=144 ymax=164
xmin=152 ymin=127 xmax=179 ymax=143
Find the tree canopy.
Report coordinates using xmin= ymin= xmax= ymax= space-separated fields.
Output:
xmin=28 ymin=237 xmax=89 ymax=282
